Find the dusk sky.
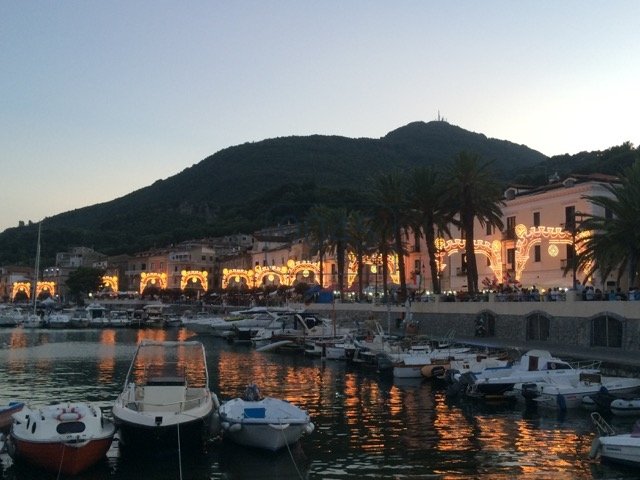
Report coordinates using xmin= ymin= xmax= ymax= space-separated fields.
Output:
xmin=2 ymin=1 xmax=639 ymax=232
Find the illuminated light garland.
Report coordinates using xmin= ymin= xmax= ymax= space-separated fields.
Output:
xmin=102 ymin=275 xmax=118 ymax=292
xmin=139 ymin=272 xmax=167 ymax=293
xmin=180 ymin=270 xmax=208 ymax=291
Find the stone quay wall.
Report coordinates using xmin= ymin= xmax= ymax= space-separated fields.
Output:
xmin=303 ymin=293 xmax=640 ymax=354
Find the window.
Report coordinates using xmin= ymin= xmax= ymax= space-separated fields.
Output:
xmin=565 ymin=205 xmax=576 ymax=228
xmin=486 ymin=224 xmax=492 ymax=235
xmin=507 ymin=248 xmax=515 ymax=269
xmin=141 ymin=263 xmax=146 ymax=270
xmin=534 ymin=245 xmax=541 ymax=262
xmin=202 ymin=256 xmax=206 ymax=261
xmin=591 ymin=315 xmax=623 ymax=347
xmin=533 ymin=212 xmax=540 ymax=227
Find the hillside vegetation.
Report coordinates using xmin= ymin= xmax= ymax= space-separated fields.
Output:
xmin=1 ymin=121 xmax=637 ymax=266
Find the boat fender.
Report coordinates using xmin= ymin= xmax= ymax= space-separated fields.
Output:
xmin=304 ymin=422 xmax=315 ymax=435
xmin=268 ymin=423 xmax=291 ymax=430
xmin=589 ymin=438 xmax=601 ymax=459
xmin=557 ymin=394 xmax=567 ymax=411
xmin=228 ymin=423 xmax=242 ymax=433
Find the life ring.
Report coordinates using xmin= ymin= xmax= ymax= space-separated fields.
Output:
xmin=56 ymin=407 xmax=82 ymax=422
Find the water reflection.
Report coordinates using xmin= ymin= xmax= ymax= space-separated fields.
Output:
xmin=0 ymin=328 xmax=637 ymax=479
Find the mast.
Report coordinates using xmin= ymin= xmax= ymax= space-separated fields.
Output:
xmin=32 ymin=222 xmax=41 ymax=315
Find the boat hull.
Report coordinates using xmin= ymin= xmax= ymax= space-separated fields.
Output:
xmin=599 ymin=435 xmax=640 ymax=466
xmin=9 ymin=435 xmax=113 ymax=476
xmin=116 ymin=413 xmax=214 ymax=453
xmin=223 ymin=422 xmax=310 ymax=451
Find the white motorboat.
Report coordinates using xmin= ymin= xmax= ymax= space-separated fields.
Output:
xmin=0 ymin=306 xmax=25 ymax=327
xmin=112 ymin=340 xmax=220 ymax=454
xmin=590 ymin=412 xmax=640 ymax=466
xmin=516 ymin=372 xmax=640 ymax=410
xmin=6 ymin=401 xmax=115 ymax=476
xmin=107 ymin=310 xmax=132 ymax=327
xmin=391 ymin=345 xmax=472 ymax=379
xmin=219 ymin=384 xmax=314 ymax=451
xmin=462 ymin=350 xmax=600 ymax=398
xmin=45 ymin=310 xmax=72 ymax=328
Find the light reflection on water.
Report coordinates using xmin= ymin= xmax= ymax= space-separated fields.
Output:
xmin=0 ymin=327 xmax=638 ymax=479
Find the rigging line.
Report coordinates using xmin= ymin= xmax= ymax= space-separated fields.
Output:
xmin=177 ymin=421 xmax=183 ymax=480
xmin=279 ymin=417 xmax=304 ymax=480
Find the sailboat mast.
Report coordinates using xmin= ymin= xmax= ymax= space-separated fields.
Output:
xmin=32 ymin=223 xmax=41 ymax=314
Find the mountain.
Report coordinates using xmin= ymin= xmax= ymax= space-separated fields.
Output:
xmin=0 ymin=120 xmax=570 ymax=265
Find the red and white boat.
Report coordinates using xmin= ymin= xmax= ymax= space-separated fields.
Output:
xmin=7 ymin=402 xmax=116 ymax=476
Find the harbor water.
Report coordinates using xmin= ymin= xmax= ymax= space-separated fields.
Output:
xmin=0 ymin=327 xmax=638 ymax=479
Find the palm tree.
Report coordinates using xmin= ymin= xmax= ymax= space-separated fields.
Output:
xmin=368 ymin=171 xmax=410 ymax=302
xmin=445 ymin=152 xmax=504 ymax=294
xmin=406 ymin=166 xmax=452 ymax=294
xmin=345 ymin=209 xmax=373 ymax=301
xmin=323 ymin=207 xmax=349 ymax=300
xmin=304 ymin=204 xmax=332 ymax=288
xmin=577 ymin=160 xmax=640 ymax=289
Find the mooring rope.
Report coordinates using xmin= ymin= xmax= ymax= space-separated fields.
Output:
xmin=177 ymin=421 xmax=183 ymax=480
xmin=278 ymin=417 xmax=304 ymax=480
xmin=56 ymin=443 xmax=66 ymax=480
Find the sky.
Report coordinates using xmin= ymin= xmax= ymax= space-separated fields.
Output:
xmin=1 ymin=1 xmax=639 ymax=233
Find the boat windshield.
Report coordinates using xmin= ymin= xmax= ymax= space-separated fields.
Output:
xmin=127 ymin=341 xmax=208 ymax=388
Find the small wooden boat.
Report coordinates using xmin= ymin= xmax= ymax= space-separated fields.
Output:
xmin=219 ymin=384 xmax=314 ymax=451
xmin=7 ymin=402 xmax=115 ymax=476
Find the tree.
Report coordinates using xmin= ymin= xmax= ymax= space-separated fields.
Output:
xmin=304 ymin=204 xmax=333 ymax=289
xmin=445 ymin=152 xmax=504 ymax=293
xmin=323 ymin=207 xmax=349 ymax=300
xmin=66 ymin=267 xmax=105 ymax=303
xmin=406 ymin=166 xmax=452 ymax=294
xmin=577 ymin=160 xmax=640 ymax=289
xmin=368 ymin=171 xmax=410 ymax=302
xmin=345 ymin=209 xmax=373 ymax=301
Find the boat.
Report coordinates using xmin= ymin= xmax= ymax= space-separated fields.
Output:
xmin=6 ymin=401 xmax=115 ymax=476
xmin=0 ymin=306 xmax=25 ymax=327
xmin=460 ymin=349 xmax=600 ymax=398
xmin=141 ymin=304 xmax=167 ymax=328
xmin=45 ymin=310 xmax=72 ymax=328
xmin=111 ymin=340 xmax=220 ymax=454
xmin=23 ymin=223 xmax=44 ymax=329
xmin=590 ymin=411 xmax=640 ymax=466
xmin=219 ymin=384 xmax=314 ymax=451
xmin=611 ymin=397 xmax=640 ymax=417
xmin=0 ymin=402 xmax=24 ymax=433
xmin=391 ymin=345 xmax=472 ymax=379
xmin=107 ymin=309 xmax=132 ymax=327
xmin=516 ymin=372 xmax=640 ymax=411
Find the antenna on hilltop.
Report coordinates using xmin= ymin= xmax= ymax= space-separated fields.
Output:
xmin=437 ymin=110 xmax=447 ymax=122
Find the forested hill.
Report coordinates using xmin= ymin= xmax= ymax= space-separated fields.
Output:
xmin=1 ymin=121 xmax=636 ymax=266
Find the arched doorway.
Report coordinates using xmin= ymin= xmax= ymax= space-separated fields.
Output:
xmin=526 ymin=312 xmax=550 ymax=341
xmin=591 ymin=314 xmax=623 ymax=347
